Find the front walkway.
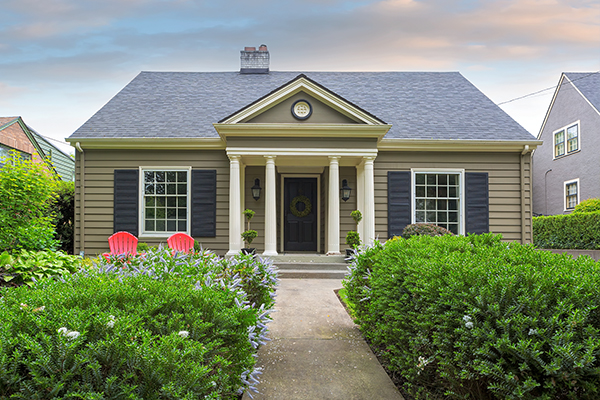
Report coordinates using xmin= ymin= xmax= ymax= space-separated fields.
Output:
xmin=243 ymin=279 xmax=404 ymax=399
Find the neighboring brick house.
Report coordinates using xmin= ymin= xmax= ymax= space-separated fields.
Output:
xmin=0 ymin=116 xmax=75 ymax=181
xmin=0 ymin=116 xmax=46 ymax=165
xmin=67 ymin=46 xmax=541 ymax=257
xmin=532 ymin=72 xmax=600 ymax=215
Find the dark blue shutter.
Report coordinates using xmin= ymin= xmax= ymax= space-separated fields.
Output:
xmin=388 ymin=171 xmax=411 ymax=238
xmin=465 ymin=172 xmax=489 ymax=234
xmin=191 ymin=170 xmax=217 ymax=237
xmin=114 ymin=169 xmax=139 ymax=235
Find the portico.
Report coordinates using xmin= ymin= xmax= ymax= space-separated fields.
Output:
xmin=224 ymin=147 xmax=379 ymax=256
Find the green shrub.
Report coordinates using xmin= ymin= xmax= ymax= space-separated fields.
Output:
xmin=0 ymin=246 xmax=278 ymax=399
xmin=51 ymin=180 xmax=75 ymax=254
xmin=0 ymin=151 xmax=58 ymax=252
xmin=0 ymin=250 xmax=81 ymax=287
xmin=574 ymin=198 xmax=600 ymax=213
xmin=402 ymin=223 xmax=454 ymax=239
xmin=241 ymin=230 xmax=258 ymax=247
xmin=98 ymin=246 xmax=278 ymax=314
xmin=533 ymin=212 xmax=600 ymax=249
xmin=345 ymin=230 xmax=361 ymax=248
xmin=137 ymin=242 xmax=150 ymax=252
xmin=344 ymin=234 xmax=600 ymax=399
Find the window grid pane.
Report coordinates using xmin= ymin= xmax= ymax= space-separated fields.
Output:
xmin=555 ymin=130 xmax=565 ymax=157
xmin=415 ymin=173 xmax=460 ymax=234
xmin=143 ymin=170 xmax=187 ymax=233
xmin=567 ymin=125 xmax=579 ymax=153
xmin=566 ymin=182 xmax=578 ymax=210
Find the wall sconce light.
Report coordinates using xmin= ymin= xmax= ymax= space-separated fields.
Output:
xmin=340 ymin=179 xmax=352 ymax=202
xmin=251 ymin=178 xmax=262 ymax=201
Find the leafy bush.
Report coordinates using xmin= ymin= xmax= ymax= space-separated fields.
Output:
xmin=137 ymin=242 xmax=150 ymax=252
xmin=533 ymin=212 xmax=600 ymax=249
xmin=0 ymin=246 xmax=278 ymax=399
xmin=344 ymin=234 xmax=600 ymax=399
xmin=241 ymin=230 xmax=258 ymax=247
xmin=402 ymin=223 xmax=454 ymax=239
xmin=98 ymin=246 xmax=278 ymax=315
xmin=345 ymin=230 xmax=361 ymax=248
xmin=0 ymin=250 xmax=81 ymax=287
xmin=351 ymin=210 xmax=363 ymax=225
xmin=51 ymin=180 xmax=75 ymax=254
xmin=0 ymin=151 xmax=58 ymax=252
xmin=574 ymin=198 xmax=600 ymax=213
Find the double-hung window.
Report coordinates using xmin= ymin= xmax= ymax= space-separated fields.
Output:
xmin=564 ymin=179 xmax=579 ymax=211
xmin=142 ymin=168 xmax=190 ymax=234
xmin=413 ymin=170 xmax=463 ymax=234
xmin=554 ymin=122 xmax=579 ymax=158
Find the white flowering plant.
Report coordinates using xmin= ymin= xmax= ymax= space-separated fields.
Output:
xmin=344 ymin=233 xmax=600 ymax=400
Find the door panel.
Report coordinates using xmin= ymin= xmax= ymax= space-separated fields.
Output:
xmin=284 ymin=178 xmax=317 ymax=252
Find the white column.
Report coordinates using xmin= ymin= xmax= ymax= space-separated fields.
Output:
xmin=356 ymin=162 xmax=365 ymax=241
xmin=363 ymin=156 xmax=376 ymax=245
xmin=226 ymin=155 xmax=242 ymax=256
xmin=263 ymin=156 xmax=278 ymax=256
xmin=327 ymin=156 xmax=341 ymax=255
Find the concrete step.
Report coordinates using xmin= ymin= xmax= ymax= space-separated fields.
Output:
xmin=274 ymin=262 xmax=349 ymax=279
xmin=277 ymin=269 xmax=348 ymax=279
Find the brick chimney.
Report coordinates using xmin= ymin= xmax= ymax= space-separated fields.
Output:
xmin=240 ymin=44 xmax=269 ymax=74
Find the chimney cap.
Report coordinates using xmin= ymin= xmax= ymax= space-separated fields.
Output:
xmin=240 ymin=45 xmax=270 ymax=74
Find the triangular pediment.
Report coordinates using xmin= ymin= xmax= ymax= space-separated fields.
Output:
xmin=218 ymin=74 xmax=386 ymax=125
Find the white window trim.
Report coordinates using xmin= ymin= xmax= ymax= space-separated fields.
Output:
xmin=564 ymin=178 xmax=580 ymax=212
xmin=138 ymin=166 xmax=192 ymax=238
xmin=553 ymin=120 xmax=580 ymax=160
xmin=411 ymin=168 xmax=465 ymax=235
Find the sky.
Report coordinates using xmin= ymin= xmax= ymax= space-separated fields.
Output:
xmin=1 ymin=0 xmax=599 ymax=155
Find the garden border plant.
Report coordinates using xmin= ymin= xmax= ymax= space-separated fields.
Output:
xmin=0 ymin=245 xmax=278 ymax=399
xmin=344 ymin=233 xmax=600 ymax=400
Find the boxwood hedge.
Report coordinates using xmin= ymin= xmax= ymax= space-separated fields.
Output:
xmin=344 ymin=234 xmax=600 ymax=399
xmin=533 ymin=212 xmax=600 ymax=249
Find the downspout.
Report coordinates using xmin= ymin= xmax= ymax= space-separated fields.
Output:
xmin=75 ymin=142 xmax=85 ymax=256
xmin=520 ymin=145 xmax=530 ymax=244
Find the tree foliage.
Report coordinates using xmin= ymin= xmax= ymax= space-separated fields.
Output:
xmin=51 ymin=180 xmax=75 ymax=254
xmin=0 ymin=151 xmax=58 ymax=252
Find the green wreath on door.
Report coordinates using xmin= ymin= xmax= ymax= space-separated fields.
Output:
xmin=290 ymin=195 xmax=312 ymax=218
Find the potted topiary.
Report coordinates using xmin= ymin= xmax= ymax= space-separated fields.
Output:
xmin=241 ymin=209 xmax=258 ymax=255
xmin=345 ymin=210 xmax=363 ymax=256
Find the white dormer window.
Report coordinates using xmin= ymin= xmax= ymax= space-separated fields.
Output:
xmin=554 ymin=122 xmax=579 ymax=159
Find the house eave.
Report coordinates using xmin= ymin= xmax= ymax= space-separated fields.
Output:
xmin=66 ymin=137 xmax=226 ymax=150
xmin=378 ymin=138 xmax=543 ymax=152
xmin=213 ymin=123 xmax=392 ymax=141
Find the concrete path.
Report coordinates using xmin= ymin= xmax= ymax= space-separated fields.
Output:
xmin=243 ymin=279 xmax=404 ymax=400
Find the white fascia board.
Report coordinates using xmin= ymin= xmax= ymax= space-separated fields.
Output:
xmin=538 ymin=74 xmax=566 ymax=139
xmin=66 ymin=137 xmax=226 ymax=150
xmin=226 ymin=147 xmax=378 ymax=158
xmin=220 ymin=77 xmax=385 ymax=125
xmin=378 ymin=138 xmax=542 ymax=152
xmin=213 ymin=123 xmax=391 ymax=140
xmin=564 ymin=75 xmax=600 ymax=117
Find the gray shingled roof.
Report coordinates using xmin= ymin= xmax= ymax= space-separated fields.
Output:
xmin=565 ymin=72 xmax=600 ymax=113
xmin=69 ymin=71 xmax=535 ymax=141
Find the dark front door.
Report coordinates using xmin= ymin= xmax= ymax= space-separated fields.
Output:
xmin=284 ymin=178 xmax=318 ymax=252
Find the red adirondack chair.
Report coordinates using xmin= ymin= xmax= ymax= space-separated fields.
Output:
xmin=167 ymin=232 xmax=195 ymax=254
xmin=102 ymin=231 xmax=138 ymax=261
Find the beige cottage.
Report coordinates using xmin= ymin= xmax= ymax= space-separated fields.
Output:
xmin=67 ymin=47 xmax=541 ymax=256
